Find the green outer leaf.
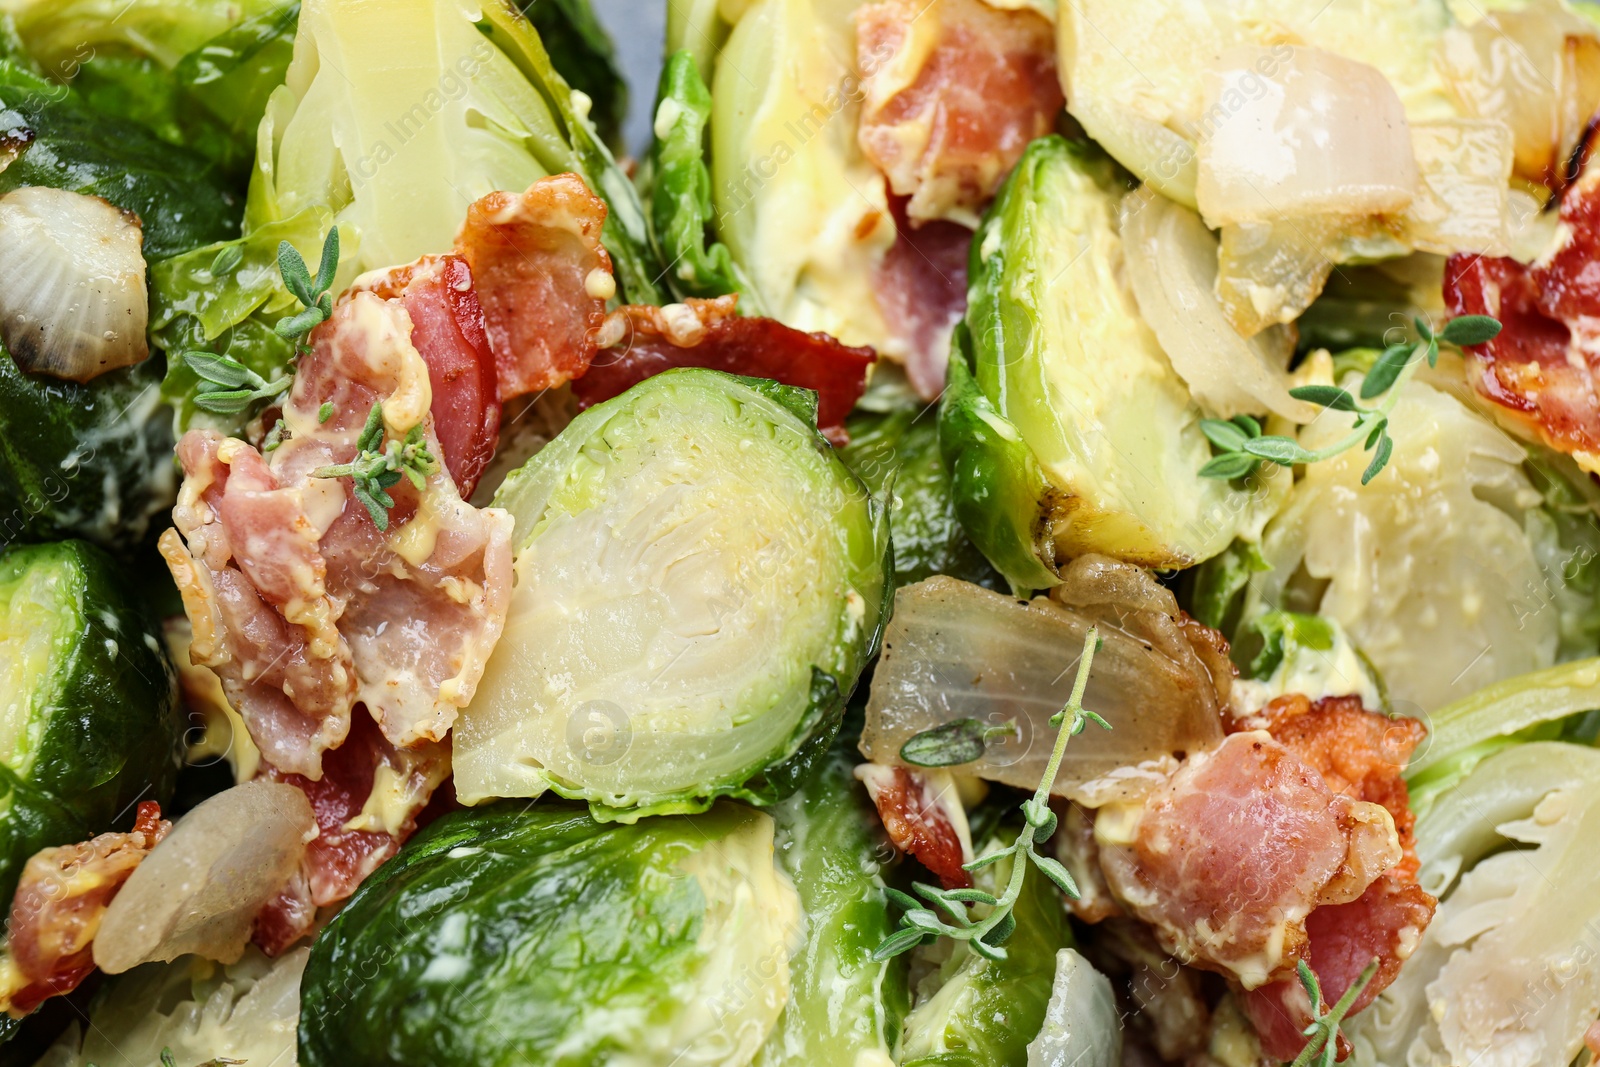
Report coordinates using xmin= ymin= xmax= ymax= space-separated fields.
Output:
xmin=299 ymin=803 xmax=772 ymax=1067
xmin=476 ymin=1 xmax=662 ymax=305
xmin=1243 ymin=609 xmax=1337 ymax=681
xmin=937 ymin=326 xmax=1061 ymax=596
xmin=643 ymin=50 xmax=759 ymax=305
xmin=756 ymin=747 xmax=907 ymax=1064
xmin=1182 ymin=540 xmax=1271 ymax=631
xmin=0 ymin=350 xmax=175 ymax=552
xmin=839 ymin=403 xmax=1003 ymax=591
xmin=1406 ymin=656 xmax=1600 ymax=780
xmin=517 ymin=0 xmax=627 ymax=151
xmin=0 ymin=541 xmax=183 ymax=912
xmin=0 ymin=60 xmax=241 ymax=258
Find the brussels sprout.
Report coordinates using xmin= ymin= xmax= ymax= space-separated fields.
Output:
xmin=947 ymin=136 xmax=1285 ymax=586
xmin=707 ymin=0 xmax=897 ymax=350
xmin=1239 ymin=368 xmax=1573 ymax=712
xmin=0 ymin=60 xmax=242 ymax=257
xmin=1 ymin=0 xmax=298 ymax=180
xmin=840 ymin=400 xmax=1002 ymax=590
xmin=299 ymin=802 xmax=801 ymax=1067
xmin=897 ymin=829 xmax=1074 ymax=1066
xmin=456 ymin=369 xmax=891 ymax=817
xmin=1025 ymin=949 xmax=1122 ymax=1067
xmin=643 ymin=50 xmax=759 ymax=305
xmin=37 ymin=946 xmax=306 ymax=1067
xmin=0 ymin=541 xmax=183 ymax=910
xmin=0 ymin=351 xmax=174 ymax=551
xmin=755 ymin=748 xmax=906 ymax=1067
xmin=518 ymin=0 xmax=627 ymax=152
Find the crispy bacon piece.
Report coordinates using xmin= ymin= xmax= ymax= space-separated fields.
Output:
xmin=856 ymin=763 xmax=973 ymax=889
xmin=162 ymin=292 xmax=515 ymax=777
xmin=1096 ymin=731 xmax=1403 ymax=990
xmin=254 ymin=713 xmax=449 ymax=955
xmin=571 ymin=296 xmax=876 ymax=444
xmin=1235 ymin=695 xmax=1435 ymax=1061
xmin=1445 ymin=162 xmax=1600 ymax=469
xmin=873 ymin=194 xmax=970 ymax=400
xmin=456 ymin=174 xmax=614 ymax=401
xmin=1 ymin=803 xmax=170 ymax=1016
xmin=350 ymin=255 xmax=500 ymax=497
xmin=856 ymin=0 xmax=1061 ymax=226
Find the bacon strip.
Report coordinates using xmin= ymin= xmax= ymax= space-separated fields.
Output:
xmin=856 ymin=763 xmax=973 ymax=889
xmin=162 ymin=292 xmax=515 ymax=777
xmin=1235 ymin=695 xmax=1435 ymax=1062
xmin=571 ymin=296 xmax=876 ymax=444
xmin=1 ymin=803 xmax=170 ymax=1016
xmin=1096 ymin=731 xmax=1403 ymax=990
xmin=1445 ymin=161 xmax=1600 ymax=469
xmin=350 ymin=255 xmax=501 ymax=498
xmin=456 ymin=174 xmax=614 ymax=401
xmin=253 ymin=713 xmax=449 ymax=955
xmin=873 ymin=194 xmax=970 ymax=401
xmin=856 ymin=0 xmax=1062 ymax=227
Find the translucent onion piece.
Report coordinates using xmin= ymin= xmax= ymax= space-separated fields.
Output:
xmin=94 ymin=781 xmax=316 ymax=974
xmin=1026 ymin=949 xmax=1123 ymax=1067
xmin=1403 ymin=119 xmax=1513 ymax=256
xmin=1120 ymin=191 xmax=1312 ymax=421
xmin=0 ymin=186 xmax=148 ymax=381
xmin=1438 ymin=0 xmax=1600 ymax=186
xmin=859 ymin=558 xmax=1226 ymax=806
xmin=1196 ymin=46 xmax=1418 ymax=229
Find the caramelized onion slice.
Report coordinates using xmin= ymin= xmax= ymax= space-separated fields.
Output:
xmin=93 ymin=781 xmax=316 ymax=974
xmin=860 ymin=556 xmax=1227 ymax=806
xmin=0 ymin=186 xmax=148 ymax=381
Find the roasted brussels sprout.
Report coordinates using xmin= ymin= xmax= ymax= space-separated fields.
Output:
xmin=944 ymin=136 xmax=1284 ymax=590
xmin=456 ymin=369 xmax=891 ymax=817
xmin=756 ymin=748 xmax=906 ymax=1066
xmin=0 ymin=352 xmax=174 ymax=551
xmin=840 ymin=401 xmax=1001 ymax=590
xmin=299 ymin=802 xmax=800 ymax=1067
xmin=519 ymin=0 xmax=628 ymax=152
xmin=0 ymin=540 xmax=183 ymax=910
xmin=897 ymin=828 xmax=1074 ymax=1065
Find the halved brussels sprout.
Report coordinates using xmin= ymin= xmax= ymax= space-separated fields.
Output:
xmin=455 ymin=369 xmax=890 ymax=817
xmin=897 ymin=829 xmax=1073 ymax=1066
xmin=756 ymin=748 xmax=906 ymax=1067
xmin=299 ymin=802 xmax=800 ymax=1067
xmin=0 ymin=540 xmax=183 ymax=909
xmin=945 ymin=136 xmax=1285 ymax=587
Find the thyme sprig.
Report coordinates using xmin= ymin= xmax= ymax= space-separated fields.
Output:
xmin=275 ymin=227 xmax=341 ymax=356
xmin=1199 ymin=314 xmax=1502 ymax=486
xmin=899 ymin=718 xmax=1019 ymax=768
xmin=1289 ymin=958 xmax=1380 ymax=1067
xmin=311 ymin=403 xmax=439 ymax=532
xmin=874 ymin=626 xmax=1109 ymax=963
xmin=183 ymin=350 xmax=291 ymax=417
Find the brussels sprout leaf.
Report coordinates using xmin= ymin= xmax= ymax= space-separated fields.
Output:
xmin=1198 ymin=315 xmax=1501 ymax=487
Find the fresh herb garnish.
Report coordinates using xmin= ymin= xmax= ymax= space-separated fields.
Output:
xmin=262 ymin=418 xmax=288 ymax=452
xmin=1289 ymin=957 xmax=1379 ymax=1067
xmin=874 ymin=626 xmax=1109 ymax=963
xmin=210 ymin=243 xmax=244 ymax=277
xmin=274 ymin=227 xmax=341 ymax=356
xmin=182 ymin=350 xmax=292 ymax=417
xmin=311 ymin=403 xmax=439 ymax=531
xmin=899 ymin=718 xmax=1018 ymax=768
xmin=319 ymin=401 xmax=335 ymax=424
xmin=1199 ymin=314 xmax=1502 ymax=486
